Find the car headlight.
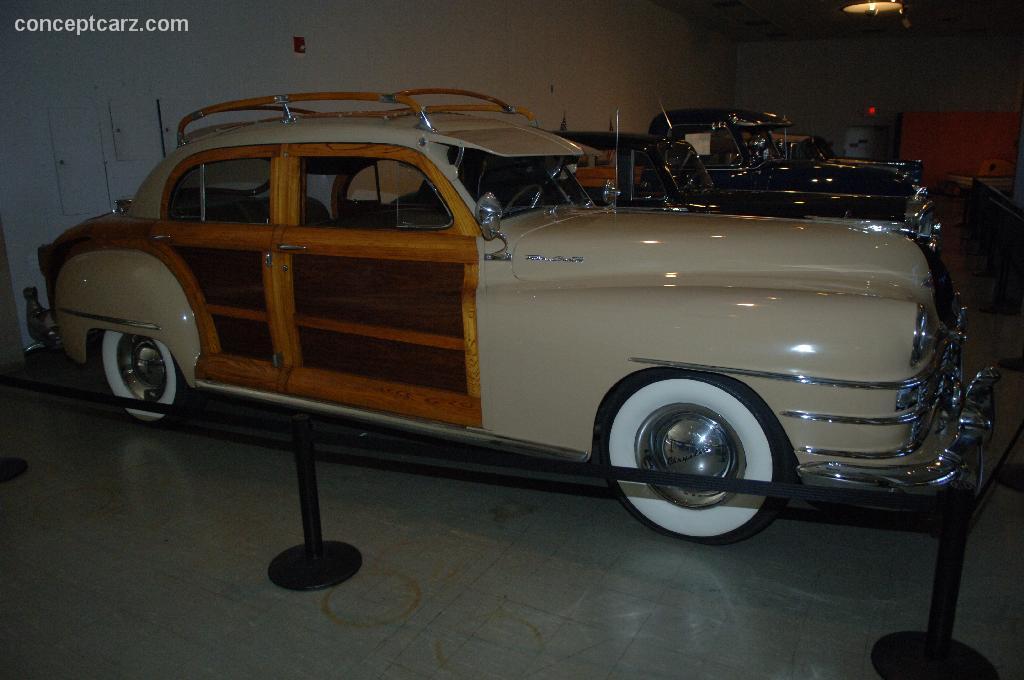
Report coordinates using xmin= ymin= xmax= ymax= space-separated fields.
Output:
xmin=911 ymin=304 xmax=931 ymax=367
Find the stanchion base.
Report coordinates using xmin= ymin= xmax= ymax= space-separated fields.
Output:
xmin=996 ymin=357 xmax=1024 ymax=372
xmin=0 ymin=457 xmax=27 ymax=482
xmin=997 ymin=464 xmax=1024 ymax=492
xmin=268 ymin=541 xmax=362 ymax=591
xmin=872 ymin=632 xmax=998 ymax=680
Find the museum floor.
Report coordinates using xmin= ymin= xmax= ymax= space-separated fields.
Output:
xmin=2 ymin=201 xmax=1023 ymax=680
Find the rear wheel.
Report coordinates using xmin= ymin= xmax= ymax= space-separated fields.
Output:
xmin=101 ymin=330 xmax=186 ymax=422
xmin=599 ymin=369 xmax=795 ymax=544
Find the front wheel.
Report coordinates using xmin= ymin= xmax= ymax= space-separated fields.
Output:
xmin=599 ymin=370 xmax=795 ymax=544
xmin=101 ymin=331 xmax=186 ymax=422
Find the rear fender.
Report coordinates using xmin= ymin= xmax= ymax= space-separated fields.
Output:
xmin=55 ymin=249 xmax=200 ymax=385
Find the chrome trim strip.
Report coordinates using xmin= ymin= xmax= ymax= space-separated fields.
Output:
xmin=798 ymin=445 xmax=916 ymax=460
xmin=58 ymin=308 xmax=161 ymax=331
xmin=797 ymin=367 xmax=998 ymax=491
xmin=797 ymin=458 xmax=961 ymax=491
xmin=628 ymin=356 xmax=936 ymax=390
xmin=194 ymin=380 xmax=590 ymax=463
xmin=780 ymin=407 xmax=925 ymax=425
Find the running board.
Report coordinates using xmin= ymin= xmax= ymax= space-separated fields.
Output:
xmin=195 ymin=379 xmax=590 ymax=463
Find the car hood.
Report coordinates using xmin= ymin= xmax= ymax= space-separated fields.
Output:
xmin=764 ymin=159 xmax=914 ymax=196
xmin=507 ymin=208 xmax=931 ymax=302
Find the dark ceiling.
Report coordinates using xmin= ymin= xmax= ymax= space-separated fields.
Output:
xmin=654 ymin=0 xmax=1024 ymax=41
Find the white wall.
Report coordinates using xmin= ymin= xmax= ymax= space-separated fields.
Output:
xmin=735 ymin=34 xmax=1024 ymax=154
xmin=0 ymin=0 xmax=735 ymax=345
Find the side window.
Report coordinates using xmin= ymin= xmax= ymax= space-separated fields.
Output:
xmin=169 ymin=158 xmax=271 ymax=223
xmin=681 ymin=127 xmax=741 ymax=167
xmin=630 ymin=150 xmax=666 ymax=201
xmin=568 ymin=142 xmax=616 ymax=204
xmin=302 ymin=156 xmax=451 ymax=230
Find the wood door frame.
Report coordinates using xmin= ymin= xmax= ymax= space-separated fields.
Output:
xmin=153 ymin=144 xmax=288 ymax=392
xmin=272 ymin=142 xmax=483 ymax=426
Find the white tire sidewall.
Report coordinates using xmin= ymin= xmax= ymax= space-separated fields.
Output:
xmin=608 ymin=377 xmax=773 ymax=538
xmin=101 ymin=331 xmax=177 ymax=422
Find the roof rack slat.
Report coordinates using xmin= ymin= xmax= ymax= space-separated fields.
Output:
xmin=176 ymin=89 xmax=536 ymax=146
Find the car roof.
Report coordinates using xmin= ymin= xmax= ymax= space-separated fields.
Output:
xmin=183 ymin=112 xmax=582 ymax=158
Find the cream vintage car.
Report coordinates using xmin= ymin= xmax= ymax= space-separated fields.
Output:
xmin=34 ymin=89 xmax=998 ymax=543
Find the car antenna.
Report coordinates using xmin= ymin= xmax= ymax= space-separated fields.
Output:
xmin=613 ymin=108 xmax=620 ymax=209
xmin=658 ymin=97 xmax=673 ymax=136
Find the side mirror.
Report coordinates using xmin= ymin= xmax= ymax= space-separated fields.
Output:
xmin=602 ymin=179 xmax=621 ymax=205
xmin=476 ymin=192 xmax=503 ymax=240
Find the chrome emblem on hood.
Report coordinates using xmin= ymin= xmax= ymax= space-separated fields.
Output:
xmin=525 ymin=254 xmax=585 ymax=263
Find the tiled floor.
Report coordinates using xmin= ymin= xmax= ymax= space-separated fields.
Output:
xmin=1 ymin=203 xmax=1022 ymax=679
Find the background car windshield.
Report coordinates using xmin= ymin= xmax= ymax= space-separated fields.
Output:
xmin=739 ymin=129 xmax=781 ymax=161
xmin=664 ymin=142 xmax=714 ymax=191
xmin=457 ymin=149 xmax=589 ymax=215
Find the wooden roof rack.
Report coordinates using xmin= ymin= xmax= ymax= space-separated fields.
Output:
xmin=176 ymin=89 xmax=537 ymax=146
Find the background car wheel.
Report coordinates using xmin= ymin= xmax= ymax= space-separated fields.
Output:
xmin=599 ymin=369 xmax=795 ymax=544
xmin=101 ymin=330 xmax=186 ymax=422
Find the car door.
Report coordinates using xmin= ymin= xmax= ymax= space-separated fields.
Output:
xmin=150 ymin=145 xmax=289 ymax=392
xmin=271 ymin=143 xmax=482 ymax=427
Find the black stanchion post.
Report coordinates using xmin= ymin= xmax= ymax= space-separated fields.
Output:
xmin=268 ymin=414 xmax=362 ymax=590
xmin=0 ymin=457 xmax=27 ymax=482
xmin=871 ymin=480 xmax=997 ymax=679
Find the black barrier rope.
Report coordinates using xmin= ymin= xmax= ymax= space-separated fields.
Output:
xmin=0 ymin=372 xmax=935 ymax=511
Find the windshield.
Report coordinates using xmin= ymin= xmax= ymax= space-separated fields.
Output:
xmin=663 ymin=141 xmax=713 ymax=192
xmin=456 ymin=149 xmax=591 ymax=216
xmin=739 ymin=129 xmax=782 ymax=162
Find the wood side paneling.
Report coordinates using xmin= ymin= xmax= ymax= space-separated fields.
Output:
xmin=292 ymin=255 xmax=465 ymax=338
xmin=211 ymin=314 xmax=274 ymax=360
xmin=197 ymin=353 xmax=280 ymax=392
xmin=287 ymin=366 xmax=481 ymax=427
xmin=292 ymin=314 xmax=464 ymax=351
xmin=298 ymin=327 xmax=467 ymax=394
xmin=276 ymin=229 xmax=477 ymax=263
xmin=175 ymin=247 xmax=266 ymax=310
xmin=462 ymin=264 xmax=481 ymax=398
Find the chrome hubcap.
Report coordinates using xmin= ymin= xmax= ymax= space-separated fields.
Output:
xmin=635 ymin=404 xmax=744 ymax=508
xmin=115 ymin=335 xmax=166 ymax=401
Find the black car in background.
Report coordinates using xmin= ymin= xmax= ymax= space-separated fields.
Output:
xmin=648 ymin=108 xmax=920 ymax=196
xmin=786 ymin=134 xmax=924 ymax=184
xmin=559 ymin=130 xmax=955 ymax=325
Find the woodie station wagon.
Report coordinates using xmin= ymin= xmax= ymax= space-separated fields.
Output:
xmin=35 ymin=89 xmax=998 ymax=543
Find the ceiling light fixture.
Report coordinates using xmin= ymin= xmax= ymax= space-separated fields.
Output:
xmin=842 ymin=2 xmax=903 ymax=16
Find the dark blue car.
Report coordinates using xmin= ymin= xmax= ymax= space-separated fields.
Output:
xmin=649 ymin=108 xmax=919 ymax=197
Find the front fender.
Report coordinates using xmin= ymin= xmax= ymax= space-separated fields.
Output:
xmin=478 ymin=283 xmax=919 ymax=452
xmin=55 ymin=249 xmax=201 ymax=385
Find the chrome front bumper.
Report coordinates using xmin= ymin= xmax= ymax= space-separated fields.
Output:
xmin=798 ymin=367 xmax=999 ymax=492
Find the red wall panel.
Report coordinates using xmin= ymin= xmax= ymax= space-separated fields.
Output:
xmin=899 ymin=111 xmax=1020 ymax=188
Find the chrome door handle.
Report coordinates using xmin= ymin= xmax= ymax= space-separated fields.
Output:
xmin=150 ymin=234 xmax=172 ymax=241
xmin=276 ymin=244 xmax=307 ymax=251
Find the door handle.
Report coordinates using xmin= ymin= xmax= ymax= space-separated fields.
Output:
xmin=150 ymin=234 xmax=172 ymax=241
xmin=276 ymin=244 xmax=307 ymax=251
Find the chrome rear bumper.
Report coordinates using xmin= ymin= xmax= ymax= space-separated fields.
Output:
xmin=797 ymin=367 xmax=999 ymax=492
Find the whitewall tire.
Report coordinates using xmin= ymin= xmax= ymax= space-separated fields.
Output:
xmin=101 ymin=330 xmax=183 ymax=422
xmin=600 ymin=370 xmax=794 ymax=544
